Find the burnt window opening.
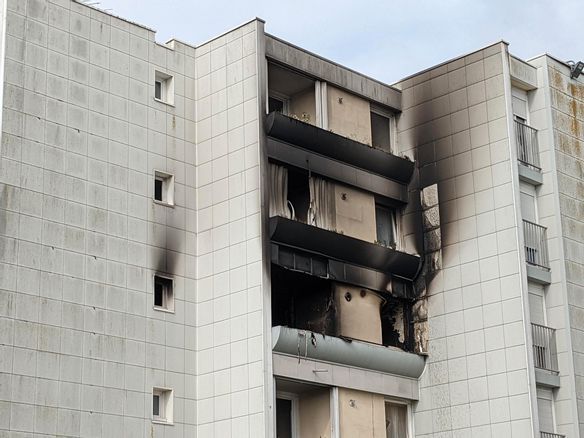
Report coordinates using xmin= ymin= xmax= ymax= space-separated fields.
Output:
xmin=154 ymin=275 xmax=174 ymax=312
xmin=271 ymin=265 xmax=336 ymax=336
xmin=272 ymin=264 xmax=415 ymax=352
xmin=287 ymin=167 xmax=310 ymax=223
xmin=375 ymin=205 xmax=397 ymax=248
xmin=381 ymin=296 xmax=413 ymax=352
xmin=370 ymin=111 xmax=391 ymax=153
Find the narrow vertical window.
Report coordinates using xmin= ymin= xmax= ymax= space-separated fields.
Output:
xmin=376 ymin=205 xmax=397 ymax=248
xmin=154 ymin=71 xmax=174 ymax=105
xmin=153 ymin=171 xmax=174 ymax=206
xmin=154 ymin=275 xmax=174 ymax=312
xmin=154 ymin=80 xmax=162 ymax=100
xmin=152 ymin=388 xmax=173 ymax=424
xmin=371 ymin=111 xmax=391 ymax=153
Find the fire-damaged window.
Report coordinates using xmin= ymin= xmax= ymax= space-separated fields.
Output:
xmin=287 ymin=167 xmax=310 ymax=223
xmin=375 ymin=204 xmax=397 ymax=248
xmin=371 ymin=111 xmax=392 ymax=153
xmin=271 ymin=264 xmax=414 ymax=352
xmin=154 ymin=275 xmax=174 ymax=312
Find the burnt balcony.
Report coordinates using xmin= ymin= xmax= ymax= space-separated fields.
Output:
xmin=515 ymin=119 xmax=543 ymax=185
xmin=269 ymin=216 xmax=421 ymax=281
xmin=266 ymin=111 xmax=415 ymax=184
xmin=524 ymin=220 xmax=551 ymax=284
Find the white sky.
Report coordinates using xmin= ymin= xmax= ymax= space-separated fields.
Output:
xmin=95 ymin=0 xmax=584 ymax=84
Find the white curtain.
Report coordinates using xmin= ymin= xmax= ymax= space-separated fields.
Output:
xmin=269 ymin=163 xmax=289 ymax=218
xmin=385 ymin=403 xmax=408 ymax=438
xmin=308 ymin=175 xmax=336 ymax=231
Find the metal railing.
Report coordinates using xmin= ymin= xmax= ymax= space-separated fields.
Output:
xmin=523 ymin=220 xmax=550 ymax=270
xmin=532 ymin=323 xmax=559 ymax=373
xmin=515 ymin=119 xmax=541 ymax=170
xmin=541 ymin=432 xmax=565 ymax=438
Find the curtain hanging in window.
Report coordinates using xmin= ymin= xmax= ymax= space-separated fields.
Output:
xmin=269 ymin=163 xmax=290 ymax=218
xmin=308 ymin=175 xmax=336 ymax=231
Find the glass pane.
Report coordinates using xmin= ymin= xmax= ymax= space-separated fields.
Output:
xmin=276 ymin=398 xmax=292 ymax=438
xmin=376 ymin=206 xmax=395 ymax=247
xmin=155 ymin=81 xmax=162 ymax=100
xmin=154 ymin=179 xmax=163 ymax=201
xmin=371 ymin=112 xmax=391 ymax=153
xmin=153 ymin=394 xmax=160 ymax=416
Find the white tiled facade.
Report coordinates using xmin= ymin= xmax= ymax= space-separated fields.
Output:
xmin=1 ymin=1 xmax=584 ymax=438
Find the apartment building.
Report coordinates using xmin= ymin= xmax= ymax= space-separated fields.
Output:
xmin=0 ymin=1 xmax=583 ymax=437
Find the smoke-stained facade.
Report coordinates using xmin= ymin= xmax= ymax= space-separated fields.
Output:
xmin=0 ymin=1 xmax=584 ymax=437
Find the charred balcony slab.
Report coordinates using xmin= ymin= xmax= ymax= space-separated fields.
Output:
xmin=266 ymin=112 xmax=415 ymax=184
xmin=269 ymin=216 xmax=421 ymax=280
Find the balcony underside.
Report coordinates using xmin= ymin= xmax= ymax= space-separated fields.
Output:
xmin=269 ymin=216 xmax=421 ymax=280
xmin=266 ymin=112 xmax=415 ymax=184
xmin=272 ymin=325 xmax=426 ymax=379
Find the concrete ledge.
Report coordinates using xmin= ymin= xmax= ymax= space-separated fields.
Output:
xmin=510 ymin=55 xmax=538 ymax=90
xmin=518 ymin=163 xmax=543 ymax=185
xmin=272 ymin=326 xmax=426 ymax=379
xmin=527 ymin=264 xmax=552 ymax=285
xmin=535 ymin=368 xmax=560 ymax=388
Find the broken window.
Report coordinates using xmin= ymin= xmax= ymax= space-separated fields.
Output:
xmin=371 ymin=111 xmax=391 ymax=153
xmin=287 ymin=167 xmax=310 ymax=223
xmin=154 ymin=275 xmax=174 ymax=312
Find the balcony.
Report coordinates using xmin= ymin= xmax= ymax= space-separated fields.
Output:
xmin=532 ymin=323 xmax=560 ymax=387
xmin=524 ymin=220 xmax=551 ymax=284
xmin=269 ymin=216 xmax=421 ymax=281
xmin=515 ymin=119 xmax=543 ymax=185
xmin=540 ymin=433 xmax=565 ymax=438
xmin=266 ymin=111 xmax=414 ymax=186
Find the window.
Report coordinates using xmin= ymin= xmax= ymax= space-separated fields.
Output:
xmin=152 ymin=387 xmax=173 ymax=424
xmin=154 ymin=171 xmax=174 ymax=206
xmin=371 ymin=111 xmax=392 ymax=153
xmin=276 ymin=398 xmax=294 ymax=438
xmin=376 ymin=205 xmax=397 ymax=248
xmin=269 ymin=96 xmax=285 ymax=113
xmin=385 ymin=401 xmax=408 ymax=438
xmin=154 ymin=275 xmax=174 ymax=312
xmin=154 ymin=71 xmax=174 ymax=105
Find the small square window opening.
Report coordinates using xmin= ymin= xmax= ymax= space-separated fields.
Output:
xmin=152 ymin=388 xmax=173 ymax=424
xmin=154 ymin=171 xmax=174 ymax=206
xmin=154 ymin=275 xmax=174 ymax=312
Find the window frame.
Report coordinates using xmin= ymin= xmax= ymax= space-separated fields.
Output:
xmin=384 ymin=398 xmax=412 ymax=438
xmin=153 ymin=170 xmax=175 ymax=207
xmin=370 ymin=104 xmax=395 ymax=154
xmin=276 ymin=391 xmax=299 ymax=438
xmin=153 ymin=274 xmax=175 ymax=313
xmin=154 ymin=70 xmax=175 ymax=106
xmin=152 ymin=387 xmax=174 ymax=425
xmin=375 ymin=203 xmax=400 ymax=250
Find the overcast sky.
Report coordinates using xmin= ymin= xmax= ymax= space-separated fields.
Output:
xmin=94 ymin=0 xmax=583 ymax=84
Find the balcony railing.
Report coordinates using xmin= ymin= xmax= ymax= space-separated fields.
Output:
xmin=515 ymin=119 xmax=541 ymax=170
xmin=523 ymin=220 xmax=550 ymax=270
xmin=532 ymin=323 xmax=559 ymax=373
xmin=541 ymin=432 xmax=565 ymax=438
